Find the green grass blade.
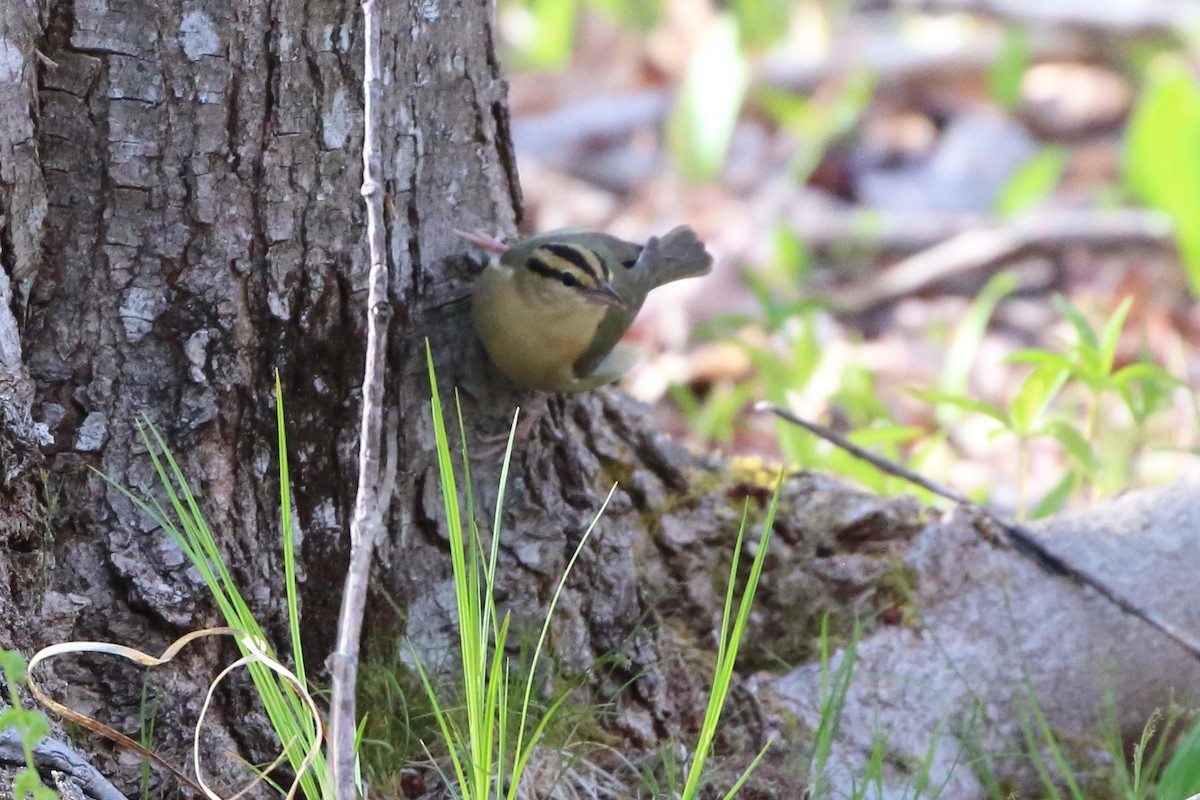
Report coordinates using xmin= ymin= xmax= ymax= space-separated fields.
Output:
xmin=275 ymin=373 xmax=305 ymax=689
xmin=103 ymin=414 xmax=329 ymax=798
xmin=681 ymin=475 xmax=780 ymax=800
xmin=409 ymin=646 xmax=471 ymax=799
xmin=719 ymin=741 xmax=771 ymax=800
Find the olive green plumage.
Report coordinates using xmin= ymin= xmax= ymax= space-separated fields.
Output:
xmin=469 ymin=226 xmax=713 ymax=392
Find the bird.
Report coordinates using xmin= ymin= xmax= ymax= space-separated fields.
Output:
xmin=462 ymin=226 xmax=713 ymax=393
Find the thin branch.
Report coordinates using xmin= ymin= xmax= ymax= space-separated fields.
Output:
xmin=822 ymin=208 xmax=1174 ymax=314
xmin=754 ymin=402 xmax=1200 ymax=662
xmin=329 ymin=0 xmax=394 ymax=795
xmin=895 ymin=0 xmax=1200 ymax=36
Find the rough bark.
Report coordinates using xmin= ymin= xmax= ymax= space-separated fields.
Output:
xmin=3 ymin=0 xmax=521 ymax=793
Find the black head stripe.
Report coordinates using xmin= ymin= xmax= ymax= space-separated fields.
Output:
xmin=541 ymin=243 xmax=608 ymax=283
xmin=526 ymin=255 xmax=562 ymax=282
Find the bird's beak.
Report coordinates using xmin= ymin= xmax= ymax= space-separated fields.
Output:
xmin=582 ymin=283 xmax=624 ymax=308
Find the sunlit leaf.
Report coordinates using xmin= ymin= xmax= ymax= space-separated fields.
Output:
xmin=939 ymin=271 xmax=1019 ymax=403
xmin=1125 ymin=56 xmax=1200 ymax=296
xmin=989 ymin=25 xmax=1029 ymax=108
xmin=995 ymin=145 xmax=1066 ymax=218
xmin=667 ymin=14 xmax=750 ymax=181
xmin=909 ymin=389 xmax=1008 ymax=426
xmin=1045 ymin=421 xmax=1097 ymax=472
xmin=1097 ymin=297 xmax=1134 ymax=376
xmin=1008 ymin=362 xmax=1069 ymax=437
xmin=1030 ymin=470 xmax=1076 ymax=519
xmin=1157 ymin=718 xmax=1200 ymax=799
xmin=729 ymin=0 xmax=790 ymax=50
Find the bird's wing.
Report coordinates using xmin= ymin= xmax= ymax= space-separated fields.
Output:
xmin=573 ymin=226 xmax=713 ymax=381
xmin=621 ymin=225 xmax=714 ymax=296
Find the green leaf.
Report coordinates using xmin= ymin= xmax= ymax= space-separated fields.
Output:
xmin=667 ymin=14 xmax=750 ymax=181
xmin=692 ymin=313 xmax=758 ymax=340
xmin=1112 ymin=362 xmax=1180 ymax=423
xmin=995 ymin=145 xmax=1066 ymax=218
xmin=1125 ymin=57 xmax=1200 ymax=296
xmin=939 ymin=271 xmax=1019 ymax=401
xmin=584 ymin=0 xmax=660 ymax=28
xmin=846 ymin=424 xmax=925 ymax=448
xmin=1045 ymin=421 xmax=1096 ymax=473
xmin=1008 ymin=362 xmax=1069 ymax=437
xmin=13 ymin=767 xmax=57 ymax=800
xmin=989 ymin=24 xmax=1029 ymax=108
xmin=519 ymin=0 xmax=579 ymax=70
xmin=1051 ymin=294 xmax=1100 ymax=354
xmin=1006 ymin=348 xmax=1073 ymax=373
xmin=0 ymin=649 xmax=27 ymax=684
xmin=758 ymin=71 xmax=876 ymax=183
xmin=1097 ymin=296 xmax=1133 ymax=376
xmin=729 ymin=0 xmax=789 ymax=50
xmin=1110 ymin=361 xmax=1180 ymax=388
xmin=1157 ymin=716 xmax=1200 ymax=799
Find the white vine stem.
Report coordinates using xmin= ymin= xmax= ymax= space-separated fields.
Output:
xmin=329 ymin=0 xmax=393 ymax=795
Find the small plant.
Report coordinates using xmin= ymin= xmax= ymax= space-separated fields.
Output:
xmin=0 ymin=649 xmax=58 ymax=800
xmin=757 ymin=71 xmax=877 ymax=184
xmin=676 ymin=247 xmax=925 ymax=498
xmin=678 ymin=482 xmax=778 ymax=800
xmin=915 ymin=343 xmax=1072 ymax=518
xmin=418 ymin=342 xmax=776 ymax=798
xmin=917 ymin=295 xmax=1182 ymax=518
xmin=103 ymin=375 xmax=330 ymax=798
xmin=1014 ymin=676 xmax=1087 ymax=800
xmin=1100 ymin=699 xmax=1193 ymax=800
xmin=805 ymin=615 xmax=860 ymax=798
xmin=413 ymin=342 xmax=606 ymax=800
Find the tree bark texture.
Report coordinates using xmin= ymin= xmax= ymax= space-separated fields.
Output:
xmin=2 ymin=0 xmax=522 ymax=792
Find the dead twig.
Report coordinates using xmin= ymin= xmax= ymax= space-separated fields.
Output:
xmin=822 ymin=208 xmax=1174 ymax=314
xmin=328 ymin=0 xmax=394 ymax=795
xmin=895 ymin=0 xmax=1200 ymax=37
xmin=755 ymin=401 xmax=1200 ymax=662
xmin=0 ymin=732 xmax=128 ymax=800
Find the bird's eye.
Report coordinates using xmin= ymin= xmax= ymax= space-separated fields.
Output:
xmin=559 ymin=272 xmax=578 ymax=288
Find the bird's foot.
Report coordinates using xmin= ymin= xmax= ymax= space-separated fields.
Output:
xmin=470 ymin=394 xmax=548 ymax=461
xmin=454 ymin=228 xmax=509 ymax=254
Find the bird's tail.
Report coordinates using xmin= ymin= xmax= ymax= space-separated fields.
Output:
xmin=634 ymin=225 xmax=713 ymax=292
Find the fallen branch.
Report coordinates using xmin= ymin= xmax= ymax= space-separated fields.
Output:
xmin=896 ymin=0 xmax=1200 ymax=36
xmin=0 ymin=731 xmax=128 ymax=800
xmin=820 ymin=208 xmax=1175 ymax=314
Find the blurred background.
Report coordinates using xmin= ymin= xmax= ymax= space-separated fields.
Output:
xmin=494 ymin=0 xmax=1200 ymax=519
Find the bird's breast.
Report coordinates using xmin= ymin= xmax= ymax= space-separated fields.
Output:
xmin=472 ymin=269 xmax=605 ymax=391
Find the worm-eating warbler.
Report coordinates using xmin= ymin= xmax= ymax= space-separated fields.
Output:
xmin=466 ymin=226 xmax=713 ymax=393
